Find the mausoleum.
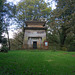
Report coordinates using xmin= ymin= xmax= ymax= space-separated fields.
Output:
xmin=23 ymin=21 xmax=48 ymax=49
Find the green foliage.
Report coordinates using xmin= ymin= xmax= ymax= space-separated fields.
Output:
xmin=0 ymin=0 xmax=16 ymax=50
xmin=48 ymin=45 xmax=60 ymax=51
xmin=0 ymin=0 xmax=6 ymax=42
xmin=16 ymin=0 xmax=51 ymax=21
xmin=47 ymin=33 xmax=60 ymax=44
xmin=61 ymin=46 xmax=67 ymax=51
xmin=48 ymin=0 xmax=75 ymax=49
xmin=0 ymin=38 xmax=8 ymax=52
xmin=0 ymin=46 xmax=8 ymax=52
xmin=10 ymin=32 xmax=23 ymax=50
xmin=2 ymin=38 xmax=7 ymax=44
xmin=68 ymin=40 xmax=75 ymax=52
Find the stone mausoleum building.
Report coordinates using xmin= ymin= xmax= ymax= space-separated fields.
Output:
xmin=23 ymin=21 xmax=48 ymax=49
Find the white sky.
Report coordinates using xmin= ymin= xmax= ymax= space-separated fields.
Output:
xmin=7 ymin=0 xmax=20 ymax=5
xmin=7 ymin=0 xmax=56 ymax=9
xmin=6 ymin=0 xmax=56 ymax=39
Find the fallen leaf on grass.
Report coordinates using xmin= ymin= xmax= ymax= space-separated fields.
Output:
xmin=72 ymin=71 xmax=75 ymax=72
xmin=72 ymin=55 xmax=75 ymax=57
xmin=64 ymin=53 xmax=68 ymax=54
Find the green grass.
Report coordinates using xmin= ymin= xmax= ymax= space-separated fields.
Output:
xmin=0 ymin=50 xmax=75 ymax=75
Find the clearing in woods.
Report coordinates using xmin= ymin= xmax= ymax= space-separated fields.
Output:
xmin=0 ymin=50 xmax=75 ymax=75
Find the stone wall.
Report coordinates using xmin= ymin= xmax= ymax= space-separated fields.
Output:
xmin=23 ymin=30 xmax=46 ymax=49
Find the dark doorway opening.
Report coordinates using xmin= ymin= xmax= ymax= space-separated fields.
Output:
xmin=33 ymin=41 xmax=37 ymax=49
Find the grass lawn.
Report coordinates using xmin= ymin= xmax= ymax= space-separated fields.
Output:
xmin=0 ymin=50 xmax=75 ymax=75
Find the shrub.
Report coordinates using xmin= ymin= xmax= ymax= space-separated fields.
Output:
xmin=62 ymin=46 xmax=68 ymax=51
xmin=1 ymin=46 xmax=9 ymax=53
xmin=68 ymin=40 xmax=75 ymax=52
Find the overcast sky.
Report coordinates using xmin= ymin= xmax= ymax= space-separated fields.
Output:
xmin=7 ymin=0 xmax=20 ymax=4
xmin=7 ymin=0 xmax=56 ymax=9
xmin=6 ymin=0 xmax=56 ymax=39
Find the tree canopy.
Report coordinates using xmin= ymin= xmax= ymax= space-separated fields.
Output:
xmin=16 ymin=0 xmax=51 ymax=20
xmin=0 ymin=0 xmax=16 ymax=51
xmin=47 ymin=0 xmax=75 ymax=49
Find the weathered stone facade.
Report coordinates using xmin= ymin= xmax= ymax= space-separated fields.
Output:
xmin=23 ymin=21 xmax=47 ymax=49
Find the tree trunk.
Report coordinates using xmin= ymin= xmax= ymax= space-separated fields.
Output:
xmin=6 ymin=28 xmax=10 ymax=50
xmin=22 ymin=24 xmax=25 ymax=48
xmin=59 ymin=26 xmax=67 ymax=48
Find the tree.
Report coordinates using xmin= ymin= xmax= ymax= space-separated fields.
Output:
xmin=16 ymin=0 xmax=51 ymax=20
xmin=15 ymin=0 xmax=51 ymax=45
xmin=10 ymin=31 xmax=23 ymax=50
xmin=0 ymin=0 xmax=6 ymax=43
xmin=0 ymin=0 xmax=16 ymax=50
xmin=3 ymin=2 xmax=16 ymax=50
xmin=48 ymin=0 xmax=75 ymax=49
